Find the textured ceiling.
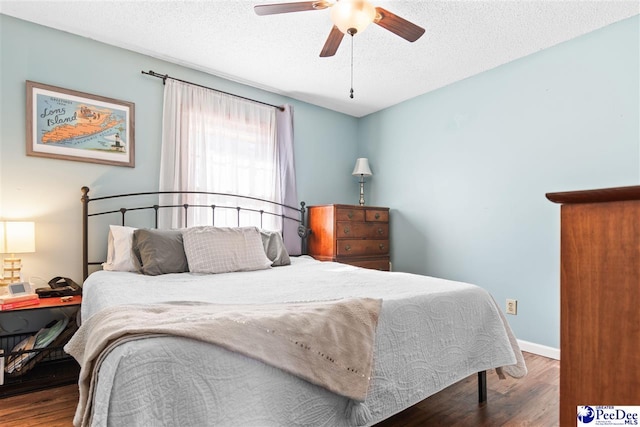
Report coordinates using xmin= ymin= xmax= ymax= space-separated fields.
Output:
xmin=1 ymin=1 xmax=638 ymax=117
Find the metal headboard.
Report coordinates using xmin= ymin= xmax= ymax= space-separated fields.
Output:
xmin=81 ymin=186 xmax=309 ymax=281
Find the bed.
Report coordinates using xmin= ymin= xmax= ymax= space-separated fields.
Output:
xmin=68 ymin=187 xmax=527 ymax=427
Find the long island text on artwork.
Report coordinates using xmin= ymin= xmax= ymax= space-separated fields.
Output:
xmin=36 ymin=95 xmax=128 ymax=153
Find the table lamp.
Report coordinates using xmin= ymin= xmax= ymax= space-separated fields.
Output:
xmin=0 ymin=221 xmax=36 ymax=285
xmin=352 ymin=158 xmax=373 ymax=206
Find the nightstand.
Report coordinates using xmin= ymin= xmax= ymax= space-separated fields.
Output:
xmin=307 ymin=204 xmax=390 ymax=271
xmin=0 ymin=295 xmax=81 ymax=398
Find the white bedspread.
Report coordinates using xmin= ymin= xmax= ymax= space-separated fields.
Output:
xmin=79 ymin=256 xmax=526 ymax=426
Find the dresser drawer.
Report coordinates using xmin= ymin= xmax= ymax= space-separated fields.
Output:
xmin=343 ymin=258 xmax=390 ymax=271
xmin=365 ymin=209 xmax=388 ymax=222
xmin=336 ymin=222 xmax=389 ymax=239
xmin=337 ymin=239 xmax=389 ymax=256
xmin=336 ymin=208 xmax=365 ymax=222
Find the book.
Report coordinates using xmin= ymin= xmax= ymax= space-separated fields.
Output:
xmin=34 ymin=318 xmax=69 ymax=349
xmin=0 ymin=298 xmax=40 ymax=311
xmin=5 ymin=335 xmax=36 ymax=374
xmin=0 ymin=293 xmax=38 ymax=305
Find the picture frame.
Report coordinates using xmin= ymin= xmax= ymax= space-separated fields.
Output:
xmin=26 ymin=81 xmax=135 ymax=167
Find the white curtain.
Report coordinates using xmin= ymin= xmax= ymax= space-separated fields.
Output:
xmin=159 ymin=80 xmax=300 ymax=253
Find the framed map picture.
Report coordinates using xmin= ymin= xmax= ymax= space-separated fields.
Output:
xmin=26 ymin=81 xmax=135 ymax=167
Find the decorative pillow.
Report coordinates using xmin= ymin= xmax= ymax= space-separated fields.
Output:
xmin=132 ymin=229 xmax=189 ymax=276
xmin=102 ymin=225 xmax=139 ymax=272
xmin=183 ymin=226 xmax=272 ymax=274
xmin=260 ymin=230 xmax=291 ymax=266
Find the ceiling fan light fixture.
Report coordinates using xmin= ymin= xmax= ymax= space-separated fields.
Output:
xmin=330 ymin=0 xmax=376 ymax=35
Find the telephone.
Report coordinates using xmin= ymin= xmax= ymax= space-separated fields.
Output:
xmin=35 ymin=276 xmax=82 ymax=298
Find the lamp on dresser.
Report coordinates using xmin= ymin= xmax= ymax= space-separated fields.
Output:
xmin=352 ymin=157 xmax=372 ymax=206
xmin=0 ymin=221 xmax=36 ymax=285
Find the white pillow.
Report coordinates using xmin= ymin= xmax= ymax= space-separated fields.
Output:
xmin=102 ymin=225 xmax=139 ymax=272
xmin=183 ymin=226 xmax=272 ymax=274
xmin=260 ymin=230 xmax=291 ymax=266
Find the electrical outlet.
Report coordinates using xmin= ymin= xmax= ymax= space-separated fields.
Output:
xmin=506 ymin=299 xmax=518 ymax=315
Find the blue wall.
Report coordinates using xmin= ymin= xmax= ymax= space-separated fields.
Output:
xmin=358 ymin=16 xmax=640 ymax=349
xmin=0 ymin=15 xmax=359 ymax=283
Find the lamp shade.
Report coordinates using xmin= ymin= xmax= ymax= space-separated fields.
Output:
xmin=352 ymin=158 xmax=373 ymax=177
xmin=0 ymin=221 xmax=36 ymax=254
xmin=330 ymin=0 xmax=376 ymax=34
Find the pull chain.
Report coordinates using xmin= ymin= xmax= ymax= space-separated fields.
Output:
xmin=350 ymin=32 xmax=354 ymax=99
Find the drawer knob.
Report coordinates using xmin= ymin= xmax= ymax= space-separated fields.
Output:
xmin=345 ymin=244 xmax=352 ymax=252
xmin=377 ymin=228 xmax=383 ymax=235
xmin=379 ymin=243 xmax=385 ymax=250
xmin=347 ymin=211 xmax=353 ymax=219
xmin=344 ymin=226 xmax=350 ymax=234
xmin=375 ymin=213 xmax=380 ymax=219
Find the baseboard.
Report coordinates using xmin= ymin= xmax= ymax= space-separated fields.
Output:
xmin=517 ymin=339 xmax=560 ymax=360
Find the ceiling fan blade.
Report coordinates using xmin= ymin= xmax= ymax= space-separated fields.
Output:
xmin=374 ymin=7 xmax=425 ymax=42
xmin=320 ymin=25 xmax=344 ymax=57
xmin=254 ymin=1 xmax=330 ymax=16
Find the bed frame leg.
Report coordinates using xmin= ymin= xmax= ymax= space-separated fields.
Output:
xmin=478 ymin=371 xmax=487 ymax=403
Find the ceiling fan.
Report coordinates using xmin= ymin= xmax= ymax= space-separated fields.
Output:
xmin=254 ymin=0 xmax=425 ymax=57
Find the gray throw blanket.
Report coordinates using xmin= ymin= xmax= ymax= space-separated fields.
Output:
xmin=65 ymin=298 xmax=383 ymax=427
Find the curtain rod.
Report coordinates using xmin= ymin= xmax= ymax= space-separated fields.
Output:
xmin=141 ymin=70 xmax=285 ymax=111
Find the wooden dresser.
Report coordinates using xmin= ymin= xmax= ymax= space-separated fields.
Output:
xmin=307 ymin=204 xmax=390 ymax=271
xmin=546 ymin=186 xmax=640 ymax=426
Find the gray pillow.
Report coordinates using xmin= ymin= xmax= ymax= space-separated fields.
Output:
xmin=260 ymin=230 xmax=291 ymax=266
xmin=132 ymin=229 xmax=189 ymax=276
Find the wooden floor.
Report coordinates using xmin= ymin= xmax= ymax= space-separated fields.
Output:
xmin=0 ymin=352 xmax=558 ymax=426
xmin=377 ymin=352 xmax=559 ymax=426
